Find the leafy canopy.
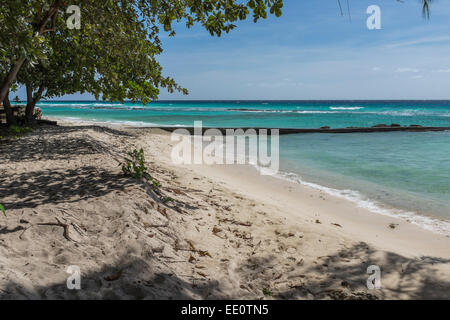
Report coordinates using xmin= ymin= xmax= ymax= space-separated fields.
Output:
xmin=2 ymin=0 xmax=284 ymax=104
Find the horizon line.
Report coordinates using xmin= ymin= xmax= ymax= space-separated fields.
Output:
xmin=12 ymin=99 xmax=450 ymax=103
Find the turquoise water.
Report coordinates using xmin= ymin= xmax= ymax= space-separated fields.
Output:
xmin=21 ymin=100 xmax=450 ymax=234
xmin=30 ymin=100 xmax=450 ymax=128
xmin=279 ymin=132 xmax=450 ymax=232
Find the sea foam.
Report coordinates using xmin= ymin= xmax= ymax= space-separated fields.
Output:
xmin=272 ymin=170 xmax=450 ymax=237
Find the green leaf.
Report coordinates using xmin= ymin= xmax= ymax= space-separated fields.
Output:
xmin=0 ymin=204 xmax=5 ymax=217
xmin=1 ymin=0 xmax=285 ymax=107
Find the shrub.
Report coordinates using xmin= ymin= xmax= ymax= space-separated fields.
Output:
xmin=262 ymin=288 xmax=272 ymax=297
xmin=0 ymin=204 xmax=5 ymax=217
xmin=162 ymin=196 xmax=174 ymax=204
xmin=0 ymin=125 xmax=33 ymax=141
xmin=121 ymin=148 xmax=160 ymax=187
xmin=8 ymin=125 xmax=33 ymax=135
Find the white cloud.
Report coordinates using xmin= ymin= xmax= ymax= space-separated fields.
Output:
xmin=411 ymin=75 xmax=424 ymax=79
xmin=387 ymin=36 xmax=450 ymax=48
xmin=396 ymin=67 xmax=419 ymax=73
xmin=372 ymin=67 xmax=381 ymax=71
xmin=434 ymin=69 xmax=450 ymax=73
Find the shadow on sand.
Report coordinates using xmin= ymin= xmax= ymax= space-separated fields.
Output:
xmin=235 ymin=242 xmax=450 ymax=300
xmin=0 ymin=165 xmax=138 ymax=210
xmin=1 ymin=242 xmax=449 ymax=300
xmin=0 ymin=125 xmax=134 ymax=163
xmin=0 ymin=124 xmax=141 ymax=210
xmin=1 ymin=124 xmax=449 ymax=300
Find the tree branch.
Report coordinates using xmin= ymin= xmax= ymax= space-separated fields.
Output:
xmin=33 ymin=85 xmax=45 ymax=105
xmin=37 ymin=1 xmax=61 ymax=34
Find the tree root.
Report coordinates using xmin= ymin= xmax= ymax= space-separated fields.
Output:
xmin=37 ymin=217 xmax=74 ymax=241
xmin=19 ymin=217 xmax=76 ymax=242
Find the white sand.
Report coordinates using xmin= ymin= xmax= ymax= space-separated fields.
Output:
xmin=0 ymin=120 xmax=449 ymax=299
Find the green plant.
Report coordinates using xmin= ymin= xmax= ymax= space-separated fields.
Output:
xmin=162 ymin=196 xmax=174 ymax=204
xmin=8 ymin=125 xmax=32 ymax=136
xmin=262 ymin=288 xmax=272 ymax=297
xmin=121 ymin=148 xmax=160 ymax=187
xmin=0 ymin=204 xmax=5 ymax=217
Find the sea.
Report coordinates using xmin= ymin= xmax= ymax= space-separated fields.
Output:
xmin=20 ymin=100 xmax=450 ymax=235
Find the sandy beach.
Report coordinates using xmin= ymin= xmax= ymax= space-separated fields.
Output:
xmin=0 ymin=119 xmax=449 ymax=300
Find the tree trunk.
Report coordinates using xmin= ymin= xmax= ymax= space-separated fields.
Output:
xmin=25 ymin=84 xmax=35 ymax=125
xmin=0 ymin=57 xmax=26 ymax=103
xmin=2 ymin=90 xmax=17 ymax=126
xmin=25 ymin=102 xmax=37 ymax=124
xmin=25 ymin=84 xmax=44 ymax=125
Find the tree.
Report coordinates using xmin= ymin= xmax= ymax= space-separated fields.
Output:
xmin=17 ymin=1 xmax=188 ymax=123
xmin=1 ymin=0 xmax=284 ymax=125
xmin=1 ymin=0 xmax=67 ymax=123
xmin=0 ymin=0 xmax=63 ymax=103
xmin=2 ymin=89 xmax=16 ymax=125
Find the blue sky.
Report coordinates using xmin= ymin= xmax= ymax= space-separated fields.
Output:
xmin=16 ymin=0 xmax=450 ymax=100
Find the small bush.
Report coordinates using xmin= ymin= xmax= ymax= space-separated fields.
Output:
xmin=121 ymin=148 xmax=160 ymax=187
xmin=0 ymin=125 xmax=33 ymax=141
xmin=262 ymin=288 xmax=272 ymax=297
xmin=8 ymin=125 xmax=33 ymax=135
xmin=0 ymin=204 xmax=5 ymax=217
xmin=162 ymin=196 xmax=174 ymax=204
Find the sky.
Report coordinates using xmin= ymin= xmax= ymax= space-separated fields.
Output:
xmin=14 ymin=0 xmax=450 ymax=100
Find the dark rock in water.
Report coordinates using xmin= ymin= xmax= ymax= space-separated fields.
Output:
xmin=228 ymin=108 xmax=260 ymax=112
xmin=320 ymin=126 xmax=330 ymax=129
xmin=37 ymin=119 xmax=58 ymax=126
xmin=390 ymin=123 xmax=401 ymax=127
xmin=409 ymin=124 xmax=422 ymax=127
xmin=372 ymin=124 xmax=388 ymax=128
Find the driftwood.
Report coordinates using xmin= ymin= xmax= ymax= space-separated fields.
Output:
xmin=19 ymin=217 xmax=75 ymax=242
xmin=37 ymin=217 xmax=74 ymax=241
